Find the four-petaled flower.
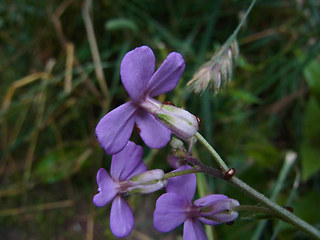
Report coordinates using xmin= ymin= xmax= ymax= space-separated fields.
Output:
xmin=93 ymin=141 xmax=165 ymax=237
xmin=96 ymin=46 xmax=199 ymax=155
xmin=153 ymin=166 xmax=240 ymax=240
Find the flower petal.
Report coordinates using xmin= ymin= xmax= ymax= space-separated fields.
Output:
xmin=93 ymin=168 xmax=117 ymax=207
xmin=198 ymin=209 xmax=239 ymax=226
xmin=110 ymin=196 xmax=134 ymax=238
xmin=147 ymin=52 xmax=185 ymax=97
xmin=111 ymin=141 xmax=147 ymax=181
xmin=197 ymin=198 xmax=240 ymax=225
xmin=195 ymin=197 xmax=239 ymax=216
xmin=183 ymin=219 xmax=207 ymax=240
xmin=120 ymin=46 xmax=155 ymax=102
xmin=166 ymin=165 xmax=196 ymax=203
xmin=193 ymin=194 xmax=228 ymax=208
xmin=153 ymin=193 xmax=187 ymax=232
xmin=198 ymin=217 xmax=219 ymax=226
xmin=205 ymin=209 xmax=239 ymax=224
xmin=96 ymin=102 xmax=137 ymax=155
xmin=136 ymin=110 xmax=171 ymax=149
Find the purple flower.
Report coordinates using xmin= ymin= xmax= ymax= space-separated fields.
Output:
xmin=93 ymin=141 xmax=166 ymax=237
xmin=153 ymin=166 xmax=240 ymax=240
xmin=96 ymin=46 xmax=190 ymax=155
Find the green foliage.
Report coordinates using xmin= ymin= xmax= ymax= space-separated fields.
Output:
xmin=301 ymin=97 xmax=320 ymax=180
xmin=245 ymin=134 xmax=282 ymax=168
xmin=300 ymin=59 xmax=320 ymax=180
xmin=105 ymin=18 xmax=139 ymax=34
xmin=293 ymin=191 xmax=320 ymax=225
xmin=304 ymin=59 xmax=320 ymax=103
xmin=33 ymin=142 xmax=91 ymax=184
xmin=300 ymin=140 xmax=320 ymax=181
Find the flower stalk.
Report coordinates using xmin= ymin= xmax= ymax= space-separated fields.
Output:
xmin=194 ymin=132 xmax=320 ymax=239
xmin=163 ymin=167 xmax=201 ymax=180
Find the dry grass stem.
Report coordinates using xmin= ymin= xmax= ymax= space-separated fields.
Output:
xmin=65 ymin=42 xmax=75 ymax=93
xmin=82 ymin=0 xmax=109 ymax=99
xmin=0 ymin=200 xmax=74 ymax=217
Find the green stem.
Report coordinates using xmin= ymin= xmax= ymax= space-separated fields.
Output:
xmin=234 ymin=205 xmax=274 ymax=215
xmin=194 ymin=132 xmax=320 ymax=239
xmin=229 ymin=177 xmax=320 ymax=239
xmin=163 ymin=168 xmax=200 ymax=180
xmin=212 ymin=0 xmax=257 ymax=62
xmin=252 ymin=151 xmax=297 ymax=240
xmin=224 ymin=0 xmax=257 ymax=47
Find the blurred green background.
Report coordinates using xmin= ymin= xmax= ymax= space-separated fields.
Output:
xmin=1 ymin=0 xmax=320 ymax=239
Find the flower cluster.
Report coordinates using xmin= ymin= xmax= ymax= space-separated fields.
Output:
xmin=93 ymin=46 xmax=240 ymax=239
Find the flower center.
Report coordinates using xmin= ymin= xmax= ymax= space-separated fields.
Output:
xmin=185 ymin=204 xmax=201 ymax=219
xmin=115 ymin=180 xmax=132 ymax=194
xmin=138 ymin=97 xmax=162 ymax=114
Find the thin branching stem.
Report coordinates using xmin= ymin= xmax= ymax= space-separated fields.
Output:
xmin=195 ymin=132 xmax=320 ymax=239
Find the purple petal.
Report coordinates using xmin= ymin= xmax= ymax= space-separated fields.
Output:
xmin=136 ymin=110 xmax=171 ymax=149
xmin=198 ymin=210 xmax=239 ymax=226
xmin=183 ymin=219 xmax=207 ymax=240
xmin=93 ymin=168 xmax=117 ymax=207
xmin=110 ymin=196 xmax=134 ymax=238
xmin=193 ymin=194 xmax=228 ymax=208
xmin=198 ymin=217 xmax=220 ymax=226
xmin=166 ymin=165 xmax=196 ymax=203
xmin=147 ymin=52 xmax=185 ymax=97
xmin=194 ymin=195 xmax=240 ymax=225
xmin=111 ymin=141 xmax=147 ymax=181
xmin=95 ymin=102 xmax=137 ymax=155
xmin=203 ymin=210 xmax=239 ymax=224
xmin=120 ymin=46 xmax=155 ymax=102
xmin=153 ymin=193 xmax=187 ymax=232
xmin=197 ymin=198 xmax=240 ymax=225
xmin=195 ymin=196 xmax=238 ymax=216
xmin=167 ymin=155 xmax=184 ymax=169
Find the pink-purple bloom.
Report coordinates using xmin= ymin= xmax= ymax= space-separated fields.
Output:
xmin=93 ymin=141 xmax=165 ymax=237
xmin=96 ymin=46 xmax=186 ymax=155
xmin=153 ymin=166 xmax=240 ymax=240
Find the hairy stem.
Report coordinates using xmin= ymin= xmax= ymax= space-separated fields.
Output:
xmin=234 ymin=205 xmax=274 ymax=216
xmin=82 ymin=0 xmax=109 ymax=98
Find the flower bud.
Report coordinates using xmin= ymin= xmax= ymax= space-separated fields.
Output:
xmin=156 ymin=104 xmax=199 ymax=140
xmin=128 ymin=169 xmax=167 ymax=194
xmin=170 ymin=137 xmax=186 ymax=151
xmin=139 ymin=98 xmax=199 ymax=140
xmin=198 ymin=198 xmax=240 ymax=223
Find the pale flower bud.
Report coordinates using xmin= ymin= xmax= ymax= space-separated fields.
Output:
xmin=170 ymin=137 xmax=186 ymax=151
xmin=197 ymin=198 xmax=240 ymax=223
xmin=140 ymin=98 xmax=199 ymax=140
xmin=156 ymin=104 xmax=199 ymax=140
xmin=128 ymin=169 xmax=167 ymax=194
